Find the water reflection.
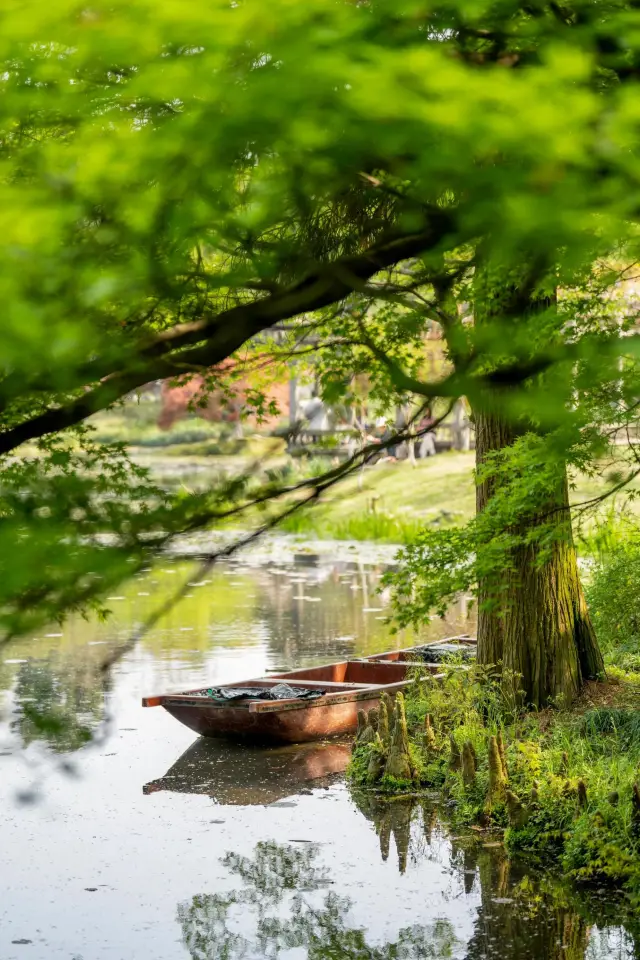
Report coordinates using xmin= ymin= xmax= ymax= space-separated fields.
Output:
xmin=139 ymin=728 xmax=640 ymax=960
xmin=143 ymin=737 xmax=351 ymax=804
xmin=2 ymin=551 xmax=636 ymax=960
xmin=177 ymin=840 xmax=462 ymax=960
xmin=353 ymin=792 xmax=418 ymax=874
xmin=178 ymin=811 xmax=638 ymax=960
xmin=10 ymin=658 xmax=109 ymax=753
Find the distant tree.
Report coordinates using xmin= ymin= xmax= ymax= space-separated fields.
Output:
xmin=156 ymin=362 xmax=289 ymax=431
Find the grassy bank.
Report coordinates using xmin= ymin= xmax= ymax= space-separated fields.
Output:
xmin=280 ymin=453 xmax=477 ymax=543
xmin=349 ymin=667 xmax=640 ymax=899
xmin=87 ymin=403 xmax=640 ymax=544
xmin=279 ymin=453 xmax=640 ymax=544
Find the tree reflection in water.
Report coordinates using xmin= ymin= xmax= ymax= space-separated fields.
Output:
xmin=177 ymin=840 xmax=461 ymax=960
xmin=178 ymin=800 xmax=639 ymax=960
xmin=10 ymin=657 xmax=108 ymax=752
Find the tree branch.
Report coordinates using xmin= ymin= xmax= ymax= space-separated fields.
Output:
xmin=0 ymin=216 xmax=458 ymax=454
xmin=1 ymin=214 xmax=457 ymax=403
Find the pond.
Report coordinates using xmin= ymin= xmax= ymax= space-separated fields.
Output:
xmin=0 ymin=545 xmax=637 ymax=959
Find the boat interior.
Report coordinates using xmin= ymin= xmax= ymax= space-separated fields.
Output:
xmin=143 ymin=665 xmax=411 ymax=708
xmin=269 ymin=659 xmax=411 ymax=686
xmin=142 ymin=637 xmax=475 ymax=708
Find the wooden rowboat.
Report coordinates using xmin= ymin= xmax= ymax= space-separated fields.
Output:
xmin=142 ymin=635 xmax=475 ymax=744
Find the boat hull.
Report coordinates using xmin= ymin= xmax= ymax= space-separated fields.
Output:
xmin=162 ymin=693 xmax=383 ymax=744
xmin=142 ymin=636 xmax=475 ymax=744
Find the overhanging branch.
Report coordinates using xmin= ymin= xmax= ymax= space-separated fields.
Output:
xmin=0 ymin=216 xmax=459 ymax=455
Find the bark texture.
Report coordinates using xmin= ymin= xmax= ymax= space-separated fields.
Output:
xmin=475 ymin=409 xmax=604 ymax=708
xmin=472 ymin=264 xmax=604 ymax=708
xmin=475 ymin=409 xmax=517 ymax=667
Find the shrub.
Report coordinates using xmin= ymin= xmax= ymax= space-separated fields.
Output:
xmin=585 ymin=532 xmax=640 ymax=670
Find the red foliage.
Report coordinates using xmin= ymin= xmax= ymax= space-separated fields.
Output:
xmin=157 ymin=367 xmax=289 ymax=431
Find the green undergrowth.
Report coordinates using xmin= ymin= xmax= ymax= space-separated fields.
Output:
xmin=348 ymin=664 xmax=640 ymax=899
xmin=585 ymin=526 xmax=640 ymax=673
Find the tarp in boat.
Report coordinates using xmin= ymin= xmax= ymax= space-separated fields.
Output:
xmin=200 ymin=683 xmax=325 ymax=703
xmin=416 ymin=643 xmax=476 ymax=664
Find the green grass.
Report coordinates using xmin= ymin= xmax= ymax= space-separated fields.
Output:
xmin=281 ymin=507 xmax=428 ymax=544
xmin=281 ymin=452 xmax=640 ymax=543
xmin=86 ymin=403 xmax=640 ymax=545
xmin=281 ymin=453 xmax=477 ymax=542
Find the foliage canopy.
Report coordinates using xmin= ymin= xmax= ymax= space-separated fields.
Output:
xmin=3 ymin=0 xmax=640 ymax=634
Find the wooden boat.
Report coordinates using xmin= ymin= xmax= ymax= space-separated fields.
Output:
xmin=142 ymin=635 xmax=475 ymax=744
xmin=142 ymin=737 xmax=352 ymax=804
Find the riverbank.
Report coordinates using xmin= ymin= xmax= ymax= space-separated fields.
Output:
xmin=349 ymin=665 xmax=640 ymax=901
xmin=131 ymin=447 xmax=640 ymax=545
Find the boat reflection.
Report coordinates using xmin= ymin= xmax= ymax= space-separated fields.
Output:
xmin=143 ymin=736 xmax=352 ymax=805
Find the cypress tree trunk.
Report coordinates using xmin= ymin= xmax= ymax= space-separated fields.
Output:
xmin=474 ymin=406 xmax=604 ymax=708
xmin=503 ymin=477 xmax=604 ymax=708
xmin=473 ymin=267 xmax=604 ymax=708
xmin=475 ymin=409 xmax=514 ymax=668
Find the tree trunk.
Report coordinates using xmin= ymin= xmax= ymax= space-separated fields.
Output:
xmin=470 ymin=258 xmax=604 ymax=707
xmin=475 ymin=409 xmax=515 ymax=668
xmin=475 ymin=408 xmax=604 ymax=708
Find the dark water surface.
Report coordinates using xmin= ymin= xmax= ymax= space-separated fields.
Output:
xmin=0 ymin=549 xmax=637 ymax=959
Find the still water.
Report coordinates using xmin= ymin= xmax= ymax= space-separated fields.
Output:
xmin=0 ymin=547 xmax=637 ymax=959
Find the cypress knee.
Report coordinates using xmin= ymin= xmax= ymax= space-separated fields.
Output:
xmin=577 ymin=780 xmax=588 ymax=810
xmin=505 ymin=789 xmax=528 ymax=828
xmin=449 ymin=735 xmax=462 ymax=772
xmin=424 ymin=714 xmax=438 ymax=754
xmin=487 ymin=735 xmax=506 ymax=806
xmin=360 ymin=712 xmax=376 ymax=747
xmin=367 ymin=733 xmax=386 ymax=783
xmin=497 ymin=729 xmax=508 ymax=778
xmin=385 ymin=693 xmax=414 ymax=781
xmin=462 ymin=741 xmax=477 ymax=788
xmin=378 ymin=697 xmax=391 ymax=750
xmin=355 ymin=710 xmax=367 ymax=745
